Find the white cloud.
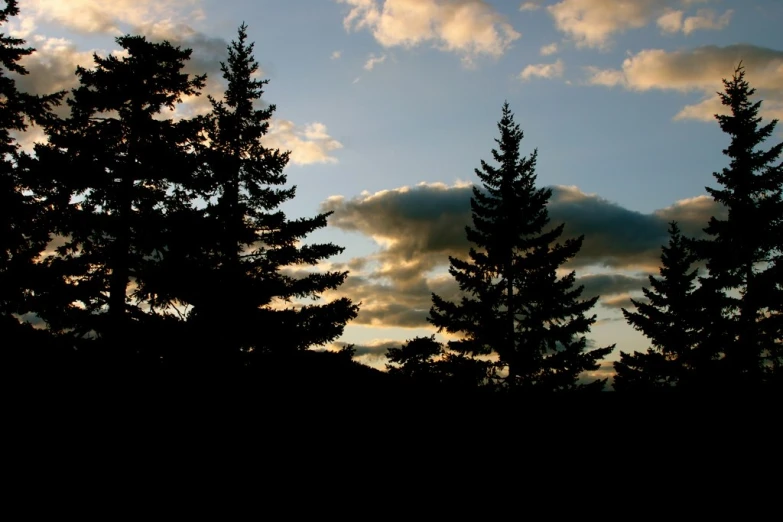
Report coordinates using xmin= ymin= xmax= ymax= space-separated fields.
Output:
xmin=586 ymin=45 xmax=783 ymax=122
xmin=19 ymin=0 xmax=200 ymax=35
xmin=519 ymin=1 xmax=541 ymax=11
xmin=682 ymin=8 xmax=733 ymax=34
xmin=520 ymin=59 xmax=564 ymax=81
xmin=658 ymin=8 xmax=732 ymax=34
xmin=364 ymin=53 xmax=387 ymax=70
xmin=337 ymin=0 xmax=520 ymax=64
xmin=548 ymin=0 xmax=729 ymax=48
xmin=14 ymin=36 xmax=96 ymax=96
xmin=263 ymin=120 xmax=344 ymax=165
xmin=540 ymin=42 xmax=558 ymax=56
xmin=657 ymin=9 xmax=684 ymax=33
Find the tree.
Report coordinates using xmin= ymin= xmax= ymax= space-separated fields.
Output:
xmin=386 ymin=335 xmax=494 ymax=392
xmin=691 ymin=64 xmax=783 ymax=387
xmin=429 ymin=103 xmax=613 ymax=392
xmin=33 ymin=35 xmax=206 ymax=358
xmin=614 ymin=222 xmax=707 ymax=391
xmin=0 ymin=0 xmax=63 ymax=340
xmin=162 ymin=24 xmax=357 ymax=362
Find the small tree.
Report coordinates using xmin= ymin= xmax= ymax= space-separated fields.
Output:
xmin=615 ymin=222 xmax=706 ymax=391
xmin=429 ymin=103 xmax=612 ymax=392
xmin=691 ymin=64 xmax=783 ymax=387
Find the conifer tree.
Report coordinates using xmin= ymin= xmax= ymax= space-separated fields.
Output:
xmin=33 ymin=35 xmax=205 ymax=355
xmin=614 ymin=222 xmax=706 ymax=391
xmin=429 ymin=103 xmax=612 ymax=392
xmin=165 ymin=25 xmax=357 ymax=360
xmin=0 ymin=0 xmax=63 ymax=337
xmin=691 ymin=64 xmax=783 ymax=387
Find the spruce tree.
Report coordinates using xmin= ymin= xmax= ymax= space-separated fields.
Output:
xmin=33 ymin=35 xmax=205 ymax=357
xmin=614 ymin=222 xmax=706 ymax=391
xmin=0 ymin=0 xmax=63 ymax=339
xmin=691 ymin=64 xmax=783 ymax=387
xmin=164 ymin=25 xmax=357 ymax=361
xmin=429 ymin=103 xmax=613 ymax=392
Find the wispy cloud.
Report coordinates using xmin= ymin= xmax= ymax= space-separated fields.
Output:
xmin=519 ymin=1 xmax=541 ymax=11
xmin=364 ymin=53 xmax=387 ymax=71
xmin=540 ymin=42 xmax=558 ymax=56
xmin=520 ymin=59 xmax=564 ymax=80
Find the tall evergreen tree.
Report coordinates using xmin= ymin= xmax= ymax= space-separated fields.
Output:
xmin=429 ymin=103 xmax=612 ymax=392
xmin=691 ymin=64 xmax=783 ymax=387
xmin=162 ymin=25 xmax=357 ymax=361
xmin=614 ymin=222 xmax=707 ymax=391
xmin=0 ymin=0 xmax=63 ymax=337
xmin=33 ymin=35 xmax=205 ymax=356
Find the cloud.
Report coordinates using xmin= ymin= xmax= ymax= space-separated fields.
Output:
xmin=263 ymin=121 xmax=344 ymax=165
xmin=331 ymin=339 xmax=398 ymax=367
xmin=337 ymin=0 xmax=520 ymax=65
xmin=319 ymin=182 xmax=727 ymax=328
xmin=519 ymin=59 xmax=564 ymax=81
xmin=547 ymin=0 xmax=729 ymax=49
xmin=656 ymin=9 xmax=684 ymax=33
xmin=364 ymin=53 xmax=387 ymax=70
xmin=540 ymin=42 xmax=558 ymax=56
xmin=19 ymin=0 xmax=202 ymax=35
xmin=682 ymin=8 xmax=733 ymax=34
xmin=578 ymin=274 xmax=650 ymax=302
xmin=12 ymin=36 xmax=94 ymax=97
xmin=586 ymin=45 xmax=783 ymax=122
xmin=658 ymin=8 xmax=732 ymax=35
xmin=519 ymin=1 xmax=541 ymax=11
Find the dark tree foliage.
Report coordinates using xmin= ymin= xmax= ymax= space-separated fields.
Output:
xmin=33 ymin=35 xmax=205 ymax=358
xmin=160 ymin=25 xmax=357 ymax=362
xmin=0 ymin=1 xmax=63 ymax=340
xmin=614 ymin=222 xmax=707 ymax=391
xmin=691 ymin=64 xmax=783 ymax=388
xmin=386 ymin=335 xmax=494 ymax=392
xmin=429 ymin=103 xmax=613 ymax=392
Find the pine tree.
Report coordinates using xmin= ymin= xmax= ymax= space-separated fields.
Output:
xmin=33 ymin=35 xmax=205 ymax=357
xmin=691 ymin=64 xmax=783 ymax=387
xmin=614 ymin=222 xmax=707 ymax=391
xmin=429 ymin=103 xmax=613 ymax=392
xmin=164 ymin=25 xmax=357 ymax=361
xmin=0 ymin=1 xmax=63 ymax=339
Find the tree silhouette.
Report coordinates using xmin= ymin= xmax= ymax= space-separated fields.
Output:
xmin=690 ymin=64 xmax=783 ymax=388
xmin=33 ymin=35 xmax=205 ymax=359
xmin=614 ymin=222 xmax=707 ymax=391
xmin=0 ymin=0 xmax=63 ymax=344
xmin=386 ymin=335 xmax=494 ymax=392
xmin=429 ymin=103 xmax=613 ymax=392
xmin=162 ymin=25 xmax=357 ymax=362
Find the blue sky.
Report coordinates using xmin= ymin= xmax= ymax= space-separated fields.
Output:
xmin=9 ymin=0 xmax=783 ymax=376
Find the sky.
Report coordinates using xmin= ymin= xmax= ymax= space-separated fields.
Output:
xmin=7 ymin=0 xmax=783 ymax=378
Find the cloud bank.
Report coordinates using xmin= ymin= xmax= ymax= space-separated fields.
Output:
xmin=319 ymin=182 xmax=726 ymax=328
